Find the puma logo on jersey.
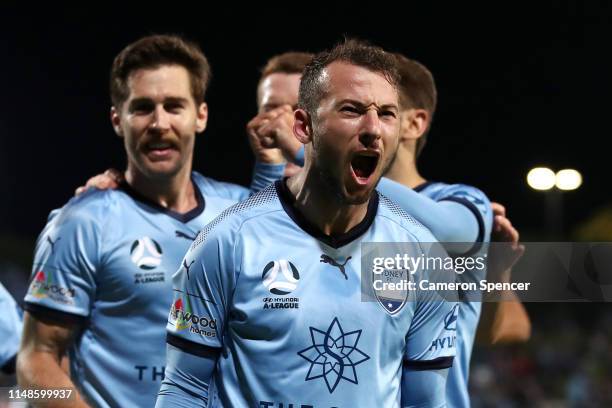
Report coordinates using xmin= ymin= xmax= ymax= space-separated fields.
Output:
xmin=47 ymin=236 xmax=61 ymax=254
xmin=183 ymin=259 xmax=195 ymax=280
xmin=320 ymin=255 xmax=351 ymax=280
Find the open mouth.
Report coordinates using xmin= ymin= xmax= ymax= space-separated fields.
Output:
xmin=350 ymin=151 xmax=379 ymax=182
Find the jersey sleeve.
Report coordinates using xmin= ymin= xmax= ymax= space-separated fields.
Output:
xmin=294 ymin=145 xmax=305 ymax=167
xmin=155 ymin=344 xmax=216 ymax=408
xmin=401 ymin=367 xmax=448 ymax=407
xmin=378 ymin=178 xmax=492 ymax=255
xmin=165 ymin=218 xmax=240 ymax=355
xmin=250 ymin=161 xmax=286 ymax=193
xmin=404 ymin=243 xmax=458 ymax=370
xmin=0 ymin=284 xmax=22 ymax=373
xmin=23 ymin=203 xmax=101 ymax=324
xmin=436 ymin=183 xmax=493 ymax=255
xmin=207 ymin=178 xmax=250 ymax=202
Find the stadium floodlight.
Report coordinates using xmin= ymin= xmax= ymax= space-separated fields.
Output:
xmin=555 ymin=169 xmax=582 ymax=191
xmin=527 ymin=167 xmax=556 ymax=191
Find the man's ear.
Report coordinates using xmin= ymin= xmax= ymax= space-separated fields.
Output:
xmin=195 ymin=102 xmax=208 ymax=133
xmin=111 ymin=106 xmax=123 ymax=137
xmin=400 ymin=108 xmax=429 ymax=142
xmin=293 ymin=109 xmax=313 ymax=144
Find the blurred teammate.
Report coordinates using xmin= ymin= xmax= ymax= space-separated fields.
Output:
xmin=76 ymin=52 xmax=313 ymax=194
xmin=248 ymin=52 xmax=313 ymax=188
xmin=377 ymin=54 xmax=529 ymax=407
xmin=18 ymin=35 xmax=260 ymax=408
xmin=0 ymin=282 xmax=22 ymax=376
xmin=156 ymin=39 xmax=457 ymax=407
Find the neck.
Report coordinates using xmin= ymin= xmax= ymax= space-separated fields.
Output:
xmin=287 ymin=164 xmax=370 ymax=236
xmin=385 ymin=143 xmax=426 ymax=188
xmin=125 ymin=164 xmax=197 ymax=213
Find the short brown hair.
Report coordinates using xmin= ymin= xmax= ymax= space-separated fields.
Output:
xmin=394 ymin=53 xmax=437 ymax=157
xmin=259 ymin=52 xmax=314 ymax=82
xmin=298 ymin=39 xmax=399 ymax=116
xmin=110 ymin=34 xmax=211 ymax=108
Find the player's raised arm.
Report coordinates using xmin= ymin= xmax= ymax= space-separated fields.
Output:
xmin=377 ymin=177 xmax=490 ymax=255
xmin=18 ymin=313 xmax=89 ymax=408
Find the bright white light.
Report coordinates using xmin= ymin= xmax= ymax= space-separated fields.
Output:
xmin=556 ymin=169 xmax=582 ymax=191
xmin=527 ymin=167 xmax=556 ymax=191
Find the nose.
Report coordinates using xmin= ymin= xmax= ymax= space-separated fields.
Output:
xmin=150 ymin=105 xmax=171 ymax=132
xmin=359 ymin=109 xmax=382 ymax=148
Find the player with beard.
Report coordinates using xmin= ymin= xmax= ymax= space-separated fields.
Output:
xmin=156 ymin=39 xmax=457 ymax=408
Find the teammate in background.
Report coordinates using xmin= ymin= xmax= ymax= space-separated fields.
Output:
xmin=75 ymin=52 xmax=313 ymax=195
xmin=248 ymin=52 xmax=313 ymax=186
xmin=249 ymin=52 xmax=530 ymax=407
xmin=156 ymin=39 xmax=457 ymax=407
xmin=17 ymin=35 xmax=269 ymax=408
xmin=377 ymin=54 xmax=529 ymax=407
xmin=0 ymin=282 xmax=22 ymax=376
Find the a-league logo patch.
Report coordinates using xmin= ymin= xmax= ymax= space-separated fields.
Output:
xmin=130 ymin=237 xmax=163 ymax=270
xmin=262 ymin=260 xmax=300 ymax=295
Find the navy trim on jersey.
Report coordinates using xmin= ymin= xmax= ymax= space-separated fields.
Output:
xmin=167 ymin=333 xmax=221 ymax=359
xmin=119 ymin=176 xmax=205 ymax=223
xmin=1 ymin=355 xmax=16 ymax=375
xmin=404 ymin=356 xmax=454 ymax=371
xmin=413 ymin=180 xmax=436 ymax=193
xmin=274 ymin=179 xmax=378 ymax=249
xmin=23 ymin=302 xmax=88 ymax=326
xmin=438 ymin=196 xmax=485 ymax=257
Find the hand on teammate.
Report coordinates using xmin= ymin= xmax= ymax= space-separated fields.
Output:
xmin=74 ymin=168 xmax=123 ymax=196
xmin=488 ymin=202 xmax=525 ymax=282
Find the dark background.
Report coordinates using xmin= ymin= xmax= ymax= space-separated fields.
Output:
xmin=0 ymin=2 xmax=609 ymax=240
xmin=1 ymin=3 xmax=611 ymax=405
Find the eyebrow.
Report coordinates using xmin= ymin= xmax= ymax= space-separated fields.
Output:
xmin=337 ymin=99 xmax=398 ymax=111
xmin=128 ymin=96 xmax=190 ymax=109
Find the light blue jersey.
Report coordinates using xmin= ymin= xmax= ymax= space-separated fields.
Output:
xmin=378 ymin=179 xmax=493 ymax=408
xmin=23 ymin=172 xmax=249 ymax=408
xmin=0 ymin=283 xmax=22 ymax=374
xmin=159 ymin=181 xmax=457 ymax=407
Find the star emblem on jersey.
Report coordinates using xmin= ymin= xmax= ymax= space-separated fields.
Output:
xmin=297 ymin=317 xmax=370 ymax=393
xmin=130 ymin=237 xmax=163 ymax=270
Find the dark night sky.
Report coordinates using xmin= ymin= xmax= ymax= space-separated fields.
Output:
xmin=1 ymin=3 xmax=610 ymax=240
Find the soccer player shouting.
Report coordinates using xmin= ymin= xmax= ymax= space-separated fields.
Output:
xmin=156 ymin=39 xmax=457 ymax=407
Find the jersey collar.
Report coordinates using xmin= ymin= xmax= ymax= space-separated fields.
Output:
xmin=275 ymin=178 xmax=378 ymax=249
xmin=119 ymin=175 xmax=205 ymax=223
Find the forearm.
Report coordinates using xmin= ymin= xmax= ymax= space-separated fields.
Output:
xmin=377 ymin=177 xmax=480 ymax=251
xmin=250 ymin=161 xmax=286 ymax=193
xmin=401 ymin=367 xmax=448 ymax=408
xmin=477 ymin=291 xmax=531 ymax=344
xmin=17 ymin=349 xmax=89 ymax=408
